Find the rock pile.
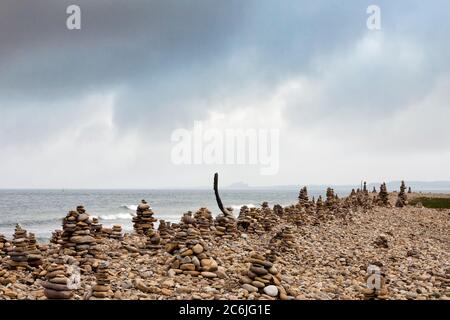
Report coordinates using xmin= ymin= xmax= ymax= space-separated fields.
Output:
xmin=157 ymin=220 xmax=172 ymax=243
xmin=132 ymin=200 xmax=157 ymax=235
xmin=377 ymin=183 xmax=390 ymax=206
xmin=146 ymin=229 xmax=162 ymax=252
xmin=0 ymin=234 xmax=7 ymax=256
xmin=214 ymin=211 xmax=239 ymax=238
xmin=237 ymin=206 xmax=264 ymax=234
xmin=41 ymin=258 xmax=74 ymax=299
xmin=109 ymin=225 xmax=123 ymax=241
xmin=50 ymin=230 xmax=62 ymax=244
xmin=27 ymin=233 xmax=43 ymax=267
xmin=92 ymin=261 xmax=113 ymax=299
xmin=273 ymin=204 xmax=284 ymax=217
xmin=7 ymin=224 xmax=29 ymax=270
xmin=60 ymin=206 xmax=98 ymax=261
xmin=270 ymin=226 xmax=297 ymax=254
xmin=239 ymin=253 xmax=291 ymax=299
xmin=90 ymin=217 xmax=103 ymax=239
xmin=194 ymin=207 xmax=213 ymax=239
xmin=408 ymin=187 xmax=412 ymax=194
xmin=396 ymin=181 xmax=408 ymax=208
xmin=298 ymin=187 xmax=309 ymax=206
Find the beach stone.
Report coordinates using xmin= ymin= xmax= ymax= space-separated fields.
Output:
xmin=201 ymin=271 xmax=218 ymax=278
xmin=263 ymin=285 xmax=279 ymax=297
xmin=242 ymin=284 xmax=258 ymax=293
xmin=192 ymin=244 xmax=204 ymax=254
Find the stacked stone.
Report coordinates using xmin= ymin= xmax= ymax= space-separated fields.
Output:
xmin=166 ymin=217 xmax=221 ymax=278
xmin=132 ymin=200 xmax=157 ymax=235
xmin=194 ymin=207 xmax=213 ymax=239
xmin=7 ymin=224 xmax=29 ymax=270
xmin=0 ymin=234 xmax=7 ymax=256
xmin=408 ymin=187 xmax=412 ymax=194
xmin=109 ymin=225 xmax=123 ymax=240
xmin=372 ymin=187 xmax=377 ymax=193
xmin=298 ymin=187 xmax=309 ymax=206
xmin=165 ymin=212 xmax=194 ymax=253
xmin=377 ymin=183 xmax=390 ymax=206
xmin=92 ymin=261 xmax=113 ymax=299
xmin=273 ymin=204 xmax=284 ymax=217
xmin=27 ymin=233 xmax=43 ymax=267
xmin=395 ymin=181 xmax=408 ymax=208
xmin=146 ymin=229 xmax=162 ymax=252
xmin=41 ymin=258 xmax=74 ymax=299
xmin=325 ymin=187 xmax=336 ymax=209
xmin=237 ymin=206 xmax=265 ymax=234
xmin=214 ymin=212 xmax=239 ymax=239
xmin=269 ymin=226 xmax=297 ymax=255
xmin=50 ymin=230 xmax=62 ymax=244
xmin=60 ymin=206 xmax=97 ymax=260
xmin=90 ymin=217 xmax=103 ymax=239
xmin=239 ymin=253 xmax=290 ymax=299
xmin=157 ymin=220 xmax=172 ymax=243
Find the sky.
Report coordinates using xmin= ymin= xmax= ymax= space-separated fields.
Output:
xmin=0 ymin=0 xmax=449 ymax=188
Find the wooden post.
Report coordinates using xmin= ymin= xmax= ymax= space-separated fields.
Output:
xmin=214 ymin=173 xmax=231 ymax=216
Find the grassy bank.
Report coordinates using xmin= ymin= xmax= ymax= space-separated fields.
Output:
xmin=409 ymin=197 xmax=450 ymax=209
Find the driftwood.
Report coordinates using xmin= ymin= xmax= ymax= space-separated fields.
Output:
xmin=214 ymin=173 xmax=231 ymax=216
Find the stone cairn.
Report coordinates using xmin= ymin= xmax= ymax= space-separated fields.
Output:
xmin=60 ymin=206 xmax=98 ymax=264
xmin=50 ymin=230 xmax=62 ymax=244
xmin=145 ymin=229 xmax=162 ymax=253
xmin=90 ymin=218 xmax=103 ymax=239
xmin=269 ymin=226 xmax=297 ymax=255
xmin=408 ymin=187 xmax=412 ymax=194
xmin=298 ymin=186 xmax=309 ymax=206
xmin=194 ymin=207 xmax=213 ymax=240
xmin=7 ymin=224 xmax=29 ymax=270
xmin=41 ymin=257 xmax=74 ymax=299
xmin=91 ymin=261 xmax=113 ymax=299
xmin=157 ymin=220 xmax=173 ymax=244
xmin=273 ymin=204 xmax=284 ymax=217
xmin=395 ymin=181 xmax=408 ymax=208
xmin=110 ymin=225 xmax=123 ymax=241
xmin=237 ymin=206 xmax=265 ymax=234
xmin=166 ymin=213 xmax=221 ymax=278
xmin=132 ymin=200 xmax=157 ymax=235
xmin=239 ymin=252 xmax=291 ymax=299
xmin=372 ymin=186 xmax=377 ymax=193
xmin=377 ymin=183 xmax=390 ymax=206
xmin=214 ymin=208 xmax=239 ymax=239
xmin=0 ymin=233 xmax=7 ymax=256
xmin=27 ymin=233 xmax=43 ymax=268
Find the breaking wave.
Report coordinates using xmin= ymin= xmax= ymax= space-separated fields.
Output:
xmin=230 ymin=203 xmax=256 ymax=211
xmin=97 ymin=213 xmax=134 ymax=220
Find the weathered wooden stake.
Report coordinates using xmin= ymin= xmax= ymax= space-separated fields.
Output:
xmin=214 ymin=172 xmax=231 ymax=216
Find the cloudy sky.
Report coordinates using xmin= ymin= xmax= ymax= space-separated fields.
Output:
xmin=1 ymin=0 xmax=449 ymax=188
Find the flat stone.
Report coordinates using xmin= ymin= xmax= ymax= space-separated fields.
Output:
xmin=201 ymin=272 xmax=217 ymax=278
xmin=263 ymin=285 xmax=279 ymax=297
xmin=242 ymin=284 xmax=258 ymax=293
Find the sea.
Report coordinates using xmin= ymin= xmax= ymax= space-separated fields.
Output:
xmin=0 ymin=189 xmax=337 ymax=242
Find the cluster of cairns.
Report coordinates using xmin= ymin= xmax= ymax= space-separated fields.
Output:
xmin=7 ymin=225 xmax=30 ymax=270
xmin=214 ymin=208 xmax=239 ymax=238
xmin=237 ymin=206 xmax=265 ymax=234
xmin=157 ymin=220 xmax=173 ymax=244
xmin=166 ymin=213 xmax=221 ymax=278
xmin=396 ymin=181 xmax=408 ymax=208
xmin=60 ymin=206 xmax=98 ymax=264
xmin=91 ymin=261 xmax=113 ymax=299
xmin=133 ymin=200 xmax=157 ymax=235
xmin=193 ymin=207 xmax=213 ymax=239
xmin=239 ymin=253 xmax=292 ymax=300
xmin=27 ymin=233 xmax=43 ymax=268
xmin=41 ymin=256 xmax=74 ymax=299
xmin=377 ymin=183 xmax=390 ymax=206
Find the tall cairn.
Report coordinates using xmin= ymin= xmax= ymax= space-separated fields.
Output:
xmin=194 ymin=207 xmax=213 ymax=240
xmin=41 ymin=256 xmax=75 ymax=299
xmin=0 ymin=234 xmax=8 ymax=257
xmin=395 ymin=180 xmax=408 ymax=208
xmin=377 ymin=183 xmax=390 ymax=206
xmin=27 ymin=233 xmax=43 ymax=268
xmin=298 ymin=186 xmax=309 ymax=206
xmin=133 ymin=200 xmax=157 ymax=235
xmin=7 ymin=224 xmax=29 ymax=270
xmin=91 ymin=261 xmax=113 ymax=299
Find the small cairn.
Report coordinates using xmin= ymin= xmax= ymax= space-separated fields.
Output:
xmin=194 ymin=207 xmax=213 ymax=239
xmin=298 ymin=186 xmax=309 ymax=206
xmin=50 ymin=230 xmax=62 ymax=244
xmin=109 ymin=225 xmax=123 ymax=241
xmin=214 ymin=209 xmax=239 ymax=239
xmin=157 ymin=220 xmax=172 ymax=243
xmin=41 ymin=258 xmax=74 ymax=299
xmin=90 ymin=217 xmax=103 ymax=239
xmin=239 ymin=252 xmax=291 ymax=299
xmin=91 ymin=261 xmax=113 ymax=299
xmin=0 ymin=234 xmax=7 ymax=256
xmin=395 ymin=181 xmax=408 ymax=208
xmin=133 ymin=200 xmax=157 ymax=235
xmin=7 ymin=224 xmax=29 ymax=270
xmin=27 ymin=233 xmax=43 ymax=268
xmin=145 ymin=229 xmax=162 ymax=252
xmin=372 ymin=186 xmax=377 ymax=193
xmin=408 ymin=187 xmax=412 ymax=194
xmin=377 ymin=183 xmax=390 ymax=206
xmin=166 ymin=214 xmax=221 ymax=278
xmin=273 ymin=204 xmax=284 ymax=217
xmin=237 ymin=206 xmax=265 ymax=234
xmin=325 ymin=187 xmax=336 ymax=209
xmin=269 ymin=226 xmax=297 ymax=257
